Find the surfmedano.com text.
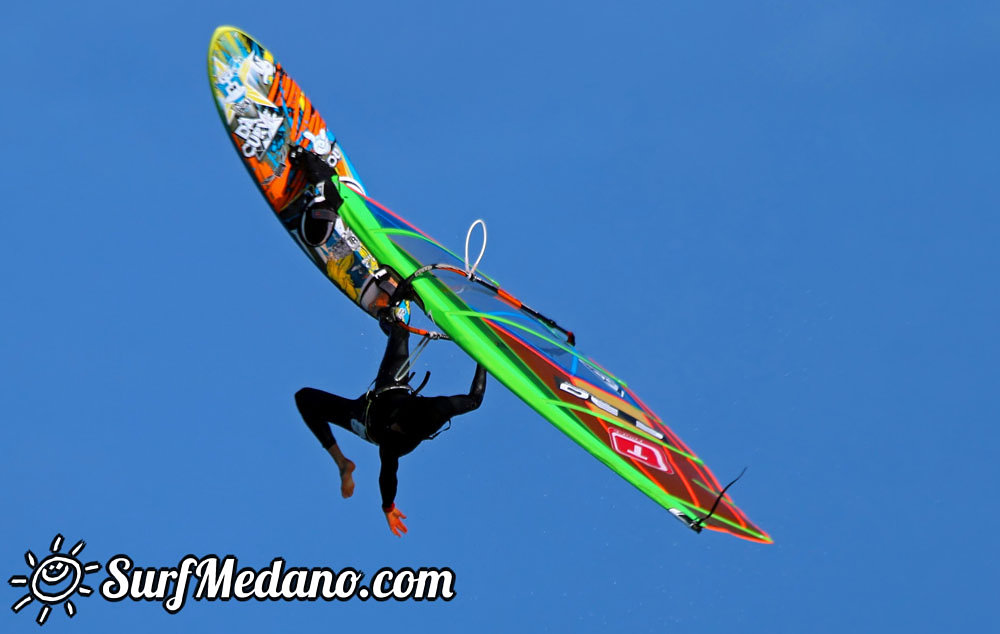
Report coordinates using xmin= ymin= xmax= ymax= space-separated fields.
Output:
xmin=100 ymin=555 xmax=456 ymax=612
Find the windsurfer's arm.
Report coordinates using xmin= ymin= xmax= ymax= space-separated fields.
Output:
xmin=373 ymin=318 xmax=411 ymax=389
xmin=469 ymin=363 xmax=487 ymax=405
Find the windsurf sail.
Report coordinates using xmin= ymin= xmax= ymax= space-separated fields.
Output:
xmin=332 ymin=179 xmax=772 ymax=544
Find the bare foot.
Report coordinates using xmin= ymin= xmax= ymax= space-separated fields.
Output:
xmin=339 ymin=460 xmax=356 ymax=498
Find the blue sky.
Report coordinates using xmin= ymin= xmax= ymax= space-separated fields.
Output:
xmin=3 ymin=1 xmax=998 ymax=631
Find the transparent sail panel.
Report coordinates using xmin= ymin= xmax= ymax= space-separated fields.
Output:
xmin=361 ymin=199 xmax=636 ymax=408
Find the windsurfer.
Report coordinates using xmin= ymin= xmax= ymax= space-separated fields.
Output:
xmin=294 ymin=311 xmax=487 ymax=537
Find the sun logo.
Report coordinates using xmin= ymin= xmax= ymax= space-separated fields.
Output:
xmin=8 ymin=534 xmax=101 ymax=626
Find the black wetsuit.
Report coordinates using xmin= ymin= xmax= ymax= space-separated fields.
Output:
xmin=295 ymin=323 xmax=486 ymax=510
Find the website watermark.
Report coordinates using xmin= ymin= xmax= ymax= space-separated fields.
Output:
xmin=8 ymin=534 xmax=455 ymax=626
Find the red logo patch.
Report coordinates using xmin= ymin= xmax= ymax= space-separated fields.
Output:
xmin=608 ymin=428 xmax=673 ymax=473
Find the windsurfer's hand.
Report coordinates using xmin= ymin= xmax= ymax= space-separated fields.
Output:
xmin=383 ymin=504 xmax=408 ymax=537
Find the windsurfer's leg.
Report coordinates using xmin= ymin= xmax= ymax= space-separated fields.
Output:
xmin=373 ymin=322 xmax=411 ymax=390
xmin=294 ymin=387 xmax=360 ymax=498
xmin=294 ymin=388 xmax=363 ymax=441
xmin=326 ymin=443 xmax=356 ymax=498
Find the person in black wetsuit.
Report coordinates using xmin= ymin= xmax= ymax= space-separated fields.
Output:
xmin=294 ymin=313 xmax=487 ymax=537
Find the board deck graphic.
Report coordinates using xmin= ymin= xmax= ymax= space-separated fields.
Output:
xmin=207 ymin=26 xmax=400 ymax=316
